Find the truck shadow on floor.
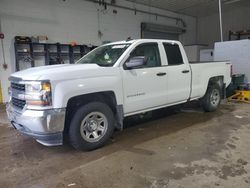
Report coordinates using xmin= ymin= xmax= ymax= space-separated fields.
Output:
xmin=123 ymin=101 xmax=204 ymax=129
xmin=109 ymin=101 xmax=221 ymax=146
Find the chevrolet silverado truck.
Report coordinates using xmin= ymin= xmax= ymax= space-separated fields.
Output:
xmin=6 ymin=39 xmax=232 ymax=150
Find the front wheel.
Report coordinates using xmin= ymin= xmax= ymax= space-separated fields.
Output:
xmin=69 ymin=102 xmax=115 ymax=151
xmin=201 ymin=84 xmax=222 ymax=112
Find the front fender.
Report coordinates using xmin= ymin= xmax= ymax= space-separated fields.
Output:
xmin=52 ymin=76 xmax=123 ymax=108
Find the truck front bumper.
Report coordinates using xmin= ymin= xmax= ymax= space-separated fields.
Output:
xmin=6 ymin=103 xmax=66 ymax=146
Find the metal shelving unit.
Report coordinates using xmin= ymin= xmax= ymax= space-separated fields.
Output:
xmin=14 ymin=41 xmax=97 ymax=71
xmin=228 ymin=30 xmax=250 ymax=41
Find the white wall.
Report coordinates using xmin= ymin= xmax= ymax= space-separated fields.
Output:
xmin=197 ymin=5 xmax=250 ymax=47
xmin=0 ymin=0 xmax=197 ymax=102
xmin=214 ymin=40 xmax=250 ymax=83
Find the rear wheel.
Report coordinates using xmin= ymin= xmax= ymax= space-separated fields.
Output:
xmin=69 ymin=102 xmax=115 ymax=151
xmin=201 ymin=84 xmax=222 ymax=112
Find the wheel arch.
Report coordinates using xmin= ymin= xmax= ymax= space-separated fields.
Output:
xmin=207 ymin=76 xmax=226 ymax=98
xmin=64 ymin=91 xmax=123 ymax=138
xmin=200 ymin=76 xmax=225 ymax=97
xmin=208 ymin=76 xmax=224 ymax=88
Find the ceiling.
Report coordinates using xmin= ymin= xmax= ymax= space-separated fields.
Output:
xmin=125 ymin=0 xmax=250 ymax=17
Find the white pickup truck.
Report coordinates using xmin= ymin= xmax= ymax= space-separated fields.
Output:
xmin=6 ymin=39 xmax=232 ymax=150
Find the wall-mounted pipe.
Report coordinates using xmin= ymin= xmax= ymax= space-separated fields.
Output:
xmin=83 ymin=0 xmax=186 ymax=27
xmin=218 ymin=0 xmax=223 ymax=42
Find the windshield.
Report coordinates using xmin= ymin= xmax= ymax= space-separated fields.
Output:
xmin=76 ymin=44 xmax=131 ymax=67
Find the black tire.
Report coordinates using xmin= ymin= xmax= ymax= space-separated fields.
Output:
xmin=69 ymin=102 xmax=115 ymax=151
xmin=201 ymin=84 xmax=222 ymax=112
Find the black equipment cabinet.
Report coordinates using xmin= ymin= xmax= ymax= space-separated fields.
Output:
xmin=14 ymin=41 xmax=97 ymax=71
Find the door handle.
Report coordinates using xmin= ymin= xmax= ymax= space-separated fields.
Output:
xmin=182 ymin=70 xmax=190 ymax=73
xmin=156 ymin=72 xmax=167 ymax=76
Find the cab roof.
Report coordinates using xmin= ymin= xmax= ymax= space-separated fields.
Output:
xmin=107 ymin=39 xmax=180 ymax=45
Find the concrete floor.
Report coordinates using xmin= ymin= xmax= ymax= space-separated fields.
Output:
xmin=0 ymin=102 xmax=250 ymax=188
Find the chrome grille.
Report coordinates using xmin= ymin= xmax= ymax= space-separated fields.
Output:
xmin=11 ymin=97 xmax=26 ymax=110
xmin=10 ymin=82 xmax=26 ymax=110
xmin=11 ymin=82 xmax=25 ymax=91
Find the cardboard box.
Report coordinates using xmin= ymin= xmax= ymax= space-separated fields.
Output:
xmin=38 ymin=35 xmax=48 ymax=43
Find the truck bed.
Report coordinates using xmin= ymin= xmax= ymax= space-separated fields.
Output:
xmin=189 ymin=61 xmax=231 ymax=99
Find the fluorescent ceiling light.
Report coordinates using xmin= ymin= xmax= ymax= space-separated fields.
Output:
xmin=223 ymin=0 xmax=242 ymax=4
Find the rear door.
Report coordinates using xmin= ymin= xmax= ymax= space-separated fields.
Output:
xmin=162 ymin=42 xmax=191 ymax=104
xmin=121 ymin=42 xmax=168 ymax=115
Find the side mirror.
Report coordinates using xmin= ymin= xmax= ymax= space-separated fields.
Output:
xmin=125 ymin=56 xmax=147 ymax=69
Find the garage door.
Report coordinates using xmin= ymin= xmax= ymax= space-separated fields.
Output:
xmin=141 ymin=22 xmax=186 ymax=40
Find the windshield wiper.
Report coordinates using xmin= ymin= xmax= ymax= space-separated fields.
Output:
xmin=96 ymin=63 xmax=113 ymax=67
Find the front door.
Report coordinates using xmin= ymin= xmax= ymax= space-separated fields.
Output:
xmin=121 ymin=42 xmax=168 ymax=115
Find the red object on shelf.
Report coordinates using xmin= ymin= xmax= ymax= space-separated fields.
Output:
xmin=70 ymin=42 xmax=77 ymax=47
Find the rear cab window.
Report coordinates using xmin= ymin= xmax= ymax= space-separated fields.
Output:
xmin=163 ymin=43 xmax=183 ymax=66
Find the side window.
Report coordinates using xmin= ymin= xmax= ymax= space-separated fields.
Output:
xmin=129 ymin=43 xmax=161 ymax=68
xmin=163 ymin=43 xmax=183 ymax=66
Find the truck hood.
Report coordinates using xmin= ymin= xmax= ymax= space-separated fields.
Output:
xmin=11 ymin=64 xmax=114 ymax=81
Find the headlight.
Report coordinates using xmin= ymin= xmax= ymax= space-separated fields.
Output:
xmin=25 ymin=82 xmax=42 ymax=93
xmin=25 ymin=81 xmax=52 ymax=106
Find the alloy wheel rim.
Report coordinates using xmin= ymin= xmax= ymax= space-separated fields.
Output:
xmin=80 ymin=112 xmax=108 ymax=143
xmin=210 ymin=89 xmax=220 ymax=106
